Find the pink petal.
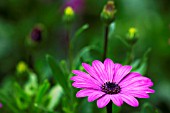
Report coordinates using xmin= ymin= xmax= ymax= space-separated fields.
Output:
xmin=131 ymin=93 xmax=149 ymax=98
xmin=120 ymin=76 xmax=153 ymax=88
xmin=92 ymin=60 xmax=107 ymax=83
xmin=120 ymin=94 xmax=139 ymax=107
xmin=97 ymin=95 xmax=110 ymax=108
xmin=145 ymin=88 xmax=155 ymax=93
xmin=122 ymin=86 xmax=151 ymax=92
xmin=110 ymin=94 xmax=123 ymax=106
xmin=113 ymin=65 xmax=132 ymax=83
xmin=104 ymin=58 xmax=114 ymax=81
xmin=82 ymin=63 xmax=103 ymax=84
xmin=70 ymin=75 xmax=93 ymax=82
xmin=121 ymin=78 xmax=155 ymax=91
xmin=70 ymin=76 xmax=100 ymax=86
xmin=121 ymin=86 xmax=155 ymax=98
xmin=114 ymin=63 xmax=122 ymax=70
xmin=71 ymin=70 xmax=101 ymax=86
xmin=113 ymin=63 xmax=122 ymax=75
xmin=76 ymin=89 xmax=92 ymax=97
xmin=76 ymin=89 xmax=104 ymax=98
xmin=72 ymin=82 xmax=100 ymax=90
xmin=72 ymin=70 xmax=91 ymax=78
xmin=87 ymin=91 xmax=105 ymax=102
xmin=119 ymin=72 xmax=141 ymax=85
xmin=70 ymin=76 xmax=82 ymax=81
xmin=121 ymin=91 xmax=150 ymax=98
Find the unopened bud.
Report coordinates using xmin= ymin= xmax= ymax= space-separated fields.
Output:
xmin=16 ymin=61 xmax=28 ymax=74
xmin=128 ymin=27 xmax=137 ymax=39
xmin=63 ymin=6 xmax=75 ymax=23
xmin=101 ymin=1 xmax=116 ymax=25
xmin=127 ymin=27 xmax=138 ymax=45
xmin=31 ymin=26 xmax=42 ymax=42
xmin=0 ymin=103 xmax=3 ymax=108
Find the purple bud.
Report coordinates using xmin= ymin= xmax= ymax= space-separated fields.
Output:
xmin=31 ymin=27 xmax=42 ymax=42
xmin=0 ymin=103 xmax=3 ymax=108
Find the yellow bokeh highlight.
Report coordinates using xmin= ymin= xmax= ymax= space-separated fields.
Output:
xmin=17 ymin=61 xmax=28 ymax=73
xmin=129 ymin=27 xmax=137 ymax=38
xmin=65 ymin=6 xmax=74 ymax=16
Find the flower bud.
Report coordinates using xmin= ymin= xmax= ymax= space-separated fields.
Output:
xmin=0 ymin=103 xmax=3 ymax=108
xmin=127 ymin=27 xmax=138 ymax=45
xmin=63 ymin=6 xmax=75 ymax=23
xmin=31 ymin=26 xmax=42 ymax=42
xmin=128 ymin=27 xmax=137 ymax=39
xmin=16 ymin=61 xmax=28 ymax=74
xmin=101 ymin=1 xmax=116 ymax=25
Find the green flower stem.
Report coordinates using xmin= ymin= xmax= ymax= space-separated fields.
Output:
xmin=28 ymin=54 xmax=34 ymax=70
xmin=27 ymin=47 xmax=36 ymax=73
xmin=66 ymin=28 xmax=73 ymax=71
xmin=126 ymin=45 xmax=135 ymax=65
xmin=103 ymin=25 xmax=109 ymax=61
xmin=106 ymin=101 xmax=112 ymax=113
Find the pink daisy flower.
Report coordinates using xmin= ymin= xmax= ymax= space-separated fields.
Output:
xmin=70 ymin=58 xmax=155 ymax=108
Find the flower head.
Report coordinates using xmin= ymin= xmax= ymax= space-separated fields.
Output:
xmin=71 ymin=58 xmax=154 ymax=108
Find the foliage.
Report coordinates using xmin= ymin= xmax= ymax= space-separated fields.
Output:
xmin=0 ymin=0 xmax=170 ymax=113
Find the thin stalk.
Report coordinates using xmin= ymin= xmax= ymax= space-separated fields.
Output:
xmin=28 ymin=54 xmax=34 ymax=70
xmin=27 ymin=48 xmax=37 ymax=73
xmin=106 ymin=101 xmax=112 ymax=113
xmin=103 ymin=25 xmax=109 ymax=61
xmin=126 ymin=45 xmax=134 ymax=65
xmin=66 ymin=29 xmax=73 ymax=71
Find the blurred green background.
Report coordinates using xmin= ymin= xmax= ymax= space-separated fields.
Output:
xmin=0 ymin=0 xmax=170 ymax=113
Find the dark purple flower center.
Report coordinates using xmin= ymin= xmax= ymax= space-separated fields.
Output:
xmin=102 ymin=82 xmax=121 ymax=94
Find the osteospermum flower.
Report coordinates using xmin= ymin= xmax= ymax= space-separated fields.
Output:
xmin=71 ymin=58 xmax=155 ymax=108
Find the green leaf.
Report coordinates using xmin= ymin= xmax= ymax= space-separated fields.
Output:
xmin=71 ymin=24 xmax=89 ymax=45
xmin=115 ymin=35 xmax=131 ymax=48
xmin=131 ymin=59 xmax=147 ymax=75
xmin=73 ymin=46 xmax=102 ymax=68
xmin=46 ymin=55 xmax=68 ymax=93
xmin=0 ymin=91 xmax=19 ymax=113
xmin=59 ymin=60 xmax=69 ymax=77
xmin=14 ymin=82 xmax=30 ymax=110
xmin=109 ymin=22 xmax=116 ymax=38
xmin=47 ymin=85 xmax=63 ymax=110
xmin=35 ymin=80 xmax=50 ymax=104
xmin=77 ymin=99 xmax=93 ymax=113
xmin=24 ymin=72 xmax=38 ymax=96
xmin=62 ymin=96 xmax=77 ymax=113
xmin=131 ymin=48 xmax=151 ymax=75
xmin=141 ymin=103 xmax=159 ymax=113
xmin=34 ymin=103 xmax=60 ymax=113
